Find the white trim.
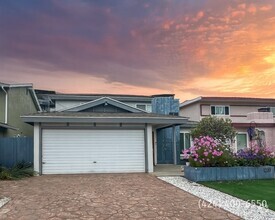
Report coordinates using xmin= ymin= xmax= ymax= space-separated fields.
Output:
xmin=1 ymin=86 xmax=8 ymax=123
xmin=146 ymin=124 xmax=153 ymax=172
xmin=29 ymin=88 xmax=42 ymax=112
xmin=210 ymin=105 xmax=230 ymax=116
xmin=180 ymin=131 xmax=192 ymax=150
xmin=33 ymin=123 xmax=40 ymax=173
xmin=0 ymin=82 xmax=33 ymax=88
xmin=9 ymin=84 xmax=33 ymax=88
xmin=180 ymin=96 xmax=202 ymax=107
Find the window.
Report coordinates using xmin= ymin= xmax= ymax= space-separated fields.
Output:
xmin=136 ymin=104 xmax=146 ymax=111
xmin=236 ymin=133 xmax=248 ymax=151
xmin=135 ymin=104 xmax=152 ymax=112
xmin=270 ymin=107 xmax=275 ymax=116
xmin=211 ymin=106 xmax=229 ymax=115
xmin=180 ymin=133 xmax=191 ymax=151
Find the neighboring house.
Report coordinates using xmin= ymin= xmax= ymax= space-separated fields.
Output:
xmin=22 ymin=92 xmax=187 ymax=174
xmin=180 ymin=96 xmax=275 ymax=152
xmin=0 ymin=82 xmax=41 ymax=137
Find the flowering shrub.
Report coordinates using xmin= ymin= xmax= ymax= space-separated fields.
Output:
xmin=182 ymin=136 xmax=275 ymax=167
xmin=182 ymin=136 xmax=235 ymax=167
xmin=236 ymin=144 xmax=275 ymax=166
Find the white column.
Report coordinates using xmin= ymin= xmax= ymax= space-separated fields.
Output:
xmin=146 ymin=124 xmax=153 ymax=173
xmin=33 ymin=123 xmax=40 ymax=174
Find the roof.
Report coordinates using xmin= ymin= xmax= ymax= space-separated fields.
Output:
xmin=180 ymin=120 xmax=198 ymax=128
xmin=36 ymin=92 xmax=175 ymax=103
xmin=0 ymin=122 xmax=18 ymax=130
xmin=0 ymin=82 xmax=33 ymax=88
xmin=61 ymin=97 xmax=147 ymax=113
xmin=21 ymin=112 xmax=188 ymax=125
xmin=180 ymin=96 xmax=275 ymax=108
xmin=0 ymin=82 xmax=42 ymax=112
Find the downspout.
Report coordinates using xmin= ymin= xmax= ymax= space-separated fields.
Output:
xmin=1 ymin=86 xmax=8 ymax=124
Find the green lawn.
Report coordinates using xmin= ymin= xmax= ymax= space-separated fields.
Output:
xmin=201 ymin=179 xmax=275 ymax=211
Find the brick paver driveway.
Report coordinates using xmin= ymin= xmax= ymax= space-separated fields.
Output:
xmin=0 ymin=174 xmax=239 ymax=220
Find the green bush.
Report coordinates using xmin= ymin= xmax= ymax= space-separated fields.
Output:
xmin=191 ymin=116 xmax=237 ymax=144
xmin=0 ymin=162 xmax=35 ymax=180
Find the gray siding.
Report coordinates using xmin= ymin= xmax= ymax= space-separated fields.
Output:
xmin=80 ymin=104 xmax=130 ymax=113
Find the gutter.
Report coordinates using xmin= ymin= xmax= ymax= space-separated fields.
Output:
xmin=1 ymin=86 xmax=8 ymax=123
xmin=29 ymin=88 xmax=42 ymax=112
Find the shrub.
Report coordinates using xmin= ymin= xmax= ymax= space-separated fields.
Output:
xmin=235 ymin=144 xmax=275 ymax=166
xmin=191 ymin=116 xmax=236 ymax=144
xmin=182 ymin=136 xmax=236 ymax=167
xmin=0 ymin=162 xmax=35 ymax=180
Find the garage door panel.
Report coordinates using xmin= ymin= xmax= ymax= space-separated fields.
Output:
xmin=42 ymin=129 xmax=145 ymax=174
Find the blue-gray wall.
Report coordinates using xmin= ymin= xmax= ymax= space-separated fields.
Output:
xmin=152 ymin=96 xmax=181 ymax=164
xmin=0 ymin=137 xmax=33 ymax=167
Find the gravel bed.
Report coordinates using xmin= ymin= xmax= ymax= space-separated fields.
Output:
xmin=0 ymin=197 xmax=10 ymax=209
xmin=159 ymin=177 xmax=275 ymax=220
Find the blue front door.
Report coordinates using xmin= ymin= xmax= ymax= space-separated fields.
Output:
xmin=157 ymin=129 xmax=174 ymax=164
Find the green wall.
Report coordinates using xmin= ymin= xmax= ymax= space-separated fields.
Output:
xmin=0 ymin=87 xmax=38 ymax=137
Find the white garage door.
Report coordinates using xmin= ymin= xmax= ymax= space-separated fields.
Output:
xmin=42 ymin=129 xmax=145 ymax=174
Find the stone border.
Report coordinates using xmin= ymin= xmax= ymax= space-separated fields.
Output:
xmin=0 ymin=197 xmax=10 ymax=209
xmin=159 ymin=177 xmax=275 ymax=220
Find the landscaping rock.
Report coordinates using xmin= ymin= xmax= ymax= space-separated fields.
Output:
xmin=0 ymin=197 xmax=10 ymax=209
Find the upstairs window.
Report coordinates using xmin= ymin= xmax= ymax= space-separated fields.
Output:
xmin=211 ymin=105 xmax=230 ymax=115
xmin=135 ymin=104 xmax=152 ymax=112
xmin=270 ymin=107 xmax=275 ymax=116
xmin=136 ymin=104 xmax=147 ymax=111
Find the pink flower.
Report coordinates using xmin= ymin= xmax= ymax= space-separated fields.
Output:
xmin=203 ymin=152 xmax=209 ymax=156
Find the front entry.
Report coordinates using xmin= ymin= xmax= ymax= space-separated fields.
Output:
xmin=156 ymin=129 xmax=174 ymax=164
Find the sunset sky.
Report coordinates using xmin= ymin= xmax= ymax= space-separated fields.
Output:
xmin=1 ymin=0 xmax=275 ymax=102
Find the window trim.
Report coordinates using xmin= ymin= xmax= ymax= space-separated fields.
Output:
xmin=180 ymin=132 xmax=192 ymax=150
xmin=210 ymin=105 xmax=230 ymax=116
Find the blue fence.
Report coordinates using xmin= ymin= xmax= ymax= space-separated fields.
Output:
xmin=0 ymin=137 xmax=33 ymax=168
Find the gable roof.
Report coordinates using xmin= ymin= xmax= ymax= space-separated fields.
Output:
xmin=60 ymin=97 xmax=147 ymax=113
xmin=180 ymin=96 xmax=275 ymax=108
xmin=0 ymin=82 xmax=42 ymax=112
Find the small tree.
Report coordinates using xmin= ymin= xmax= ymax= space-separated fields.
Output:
xmin=191 ymin=116 xmax=237 ymax=144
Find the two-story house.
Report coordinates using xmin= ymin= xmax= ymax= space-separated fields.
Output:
xmin=22 ymin=91 xmax=187 ymax=174
xmin=0 ymin=82 xmax=41 ymax=137
xmin=180 ymin=96 xmax=275 ymax=152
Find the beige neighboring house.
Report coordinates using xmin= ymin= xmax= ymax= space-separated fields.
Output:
xmin=179 ymin=97 xmax=275 ymax=152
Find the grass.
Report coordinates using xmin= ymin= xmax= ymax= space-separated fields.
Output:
xmin=0 ymin=162 xmax=35 ymax=180
xmin=201 ymin=179 xmax=275 ymax=211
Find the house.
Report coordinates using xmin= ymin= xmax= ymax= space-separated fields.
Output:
xmin=22 ymin=92 xmax=188 ymax=174
xmin=180 ymin=96 xmax=275 ymax=152
xmin=0 ymin=82 xmax=41 ymax=137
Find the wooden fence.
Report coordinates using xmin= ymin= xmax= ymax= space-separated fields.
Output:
xmin=0 ymin=137 xmax=33 ymax=168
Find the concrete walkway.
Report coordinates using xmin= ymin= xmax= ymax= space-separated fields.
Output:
xmin=152 ymin=164 xmax=184 ymax=176
xmin=0 ymin=174 xmax=239 ymax=220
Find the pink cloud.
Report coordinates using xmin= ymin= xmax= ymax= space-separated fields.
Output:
xmin=231 ymin=10 xmax=246 ymax=18
xmin=247 ymin=4 xmax=257 ymax=14
xmin=260 ymin=5 xmax=272 ymax=11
